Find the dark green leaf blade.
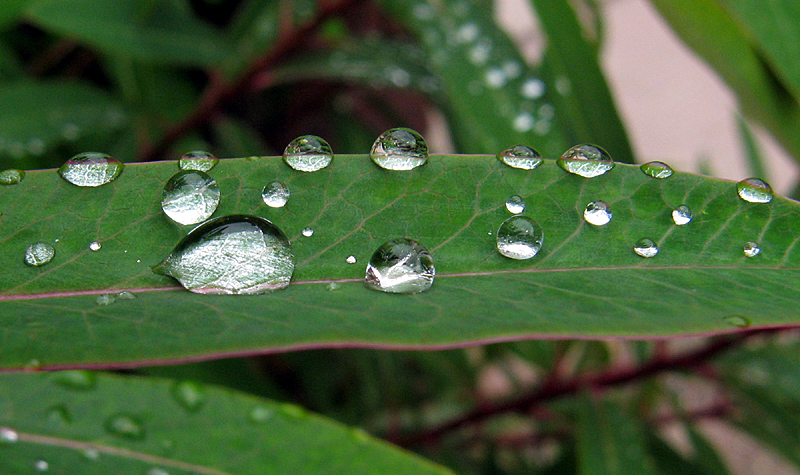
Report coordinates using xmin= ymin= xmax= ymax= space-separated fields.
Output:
xmin=0 ymin=372 xmax=453 ymax=474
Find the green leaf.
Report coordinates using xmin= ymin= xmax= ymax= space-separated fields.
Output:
xmin=25 ymin=0 xmax=233 ymax=67
xmin=222 ymin=0 xmax=280 ymax=78
xmin=685 ymin=425 xmax=731 ymax=475
xmin=531 ymin=0 xmax=635 ymax=164
xmin=0 ymin=0 xmax=33 ymax=29
xmin=646 ymin=433 xmax=709 ymax=475
xmin=737 ymin=116 xmax=769 ymax=180
xmin=0 ymin=372 xmax=453 ymax=474
xmin=1 ymin=155 xmax=799 ymax=369
xmin=0 ymin=41 xmax=22 ymax=79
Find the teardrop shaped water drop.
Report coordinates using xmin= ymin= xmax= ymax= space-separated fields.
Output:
xmin=633 ymin=238 xmax=658 ymax=258
xmin=161 ymin=170 xmax=220 ymax=225
xmin=58 ymin=152 xmax=123 ymax=187
xmin=283 ymin=135 xmax=333 ymax=172
xmin=53 ymin=370 xmax=96 ymax=390
xmin=370 ymin=128 xmax=428 ymax=171
xmin=724 ymin=315 xmax=751 ymax=328
xmin=105 ymin=414 xmax=145 ymax=440
xmin=505 ymin=195 xmax=525 ymax=214
xmin=154 ymin=215 xmax=295 ymax=295
xmin=584 ymin=201 xmax=612 ymax=226
xmin=496 ymin=215 xmax=544 ymax=260
xmin=25 ymin=242 xmax=55 ymax=267
xmin=364 ymin=238 xmax=435 ymax=294
xmin=178 ymin=151 xmax=218 ymax=172
xmin=262 ymin=181 xmax=289 ymax=208
xmin=744 ymin=241 xmax=761 ymax=258
xmin=496 ymin=145 xmax=542 ymax=170
xmin=171 ymin=380 xmax=205 ymax=413
xmin=0 ymin=168 xmax=24 ymax=185
xmin=672 ymin=205 xmax=692 ymax=225
xmin=0 ymin=427 xmax=18 ymax=444
xmin=89 ymin=241 xmax=101 ymax=251
xmin=737 ymin=177 xmax=773 ymax=203
xmin=557 ymin=144 xmax=614 ymax=178
xmin=640 ymin=161 xmax=674 ymax=179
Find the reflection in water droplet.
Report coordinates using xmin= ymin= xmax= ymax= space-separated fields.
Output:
xmin=250 ymin=405 xmax=275 ymax=423
xmin=584 ymin=201 xmax=612 ymax=226
xmin=262 ymin=181 xmax=289 ymax=208
xmin=105 ymin=414 xmax=145 ymax=440
xmin=58 ymin=152 xmax=123 ymax=187
xmin=34 ymin=460 xmax=49 ymax=472
xmin=557 ymin=144 xmax=614 ymax=178
xmin=496 ymin=215 xmax=544 ymax=260
xmin=25 ymin=242 xmax=55 ymax=267
xmin=640 ymin=161 xmax=674 ymax=179
xmin=633 ymin=238 xmax=658 ymax=258
xmin=161 ymin=170 xmax=220 ymax=225
xmin=0 ymin=169 xmax=24 ymax=185
xmin=724 ymin=315 xmax=751 ymax=328
xmin=178 ymin=151 xmax=218 ymax=172
xmin=301 ymin=227 xmax=314 ymax=237
xmin=370 ymin=128 xmax=428 ymax=171
xmin=96 ymin=294 xmax=116 ymax=306
xmin=365 ymin=238 xmax=435 ymax=294
xmin=672 ymin=205 xmax=692 ymax=225
xmin=505 ymin=195 xmax=525 ymax=214
xmin=0 ymin=427 xmax=18 ymax=444
xmin=744 ymin=242 xmax=761 ymax=258
xmin=283 ymin=135 xmax=333 ymax=172
xmin=154 ymin=215 xmax=295 ymax=295
xmin=53 ymin=370 xmax=96 ymax=390
xmin=171 ymin=380 xmax=205 ymax=413
xmin=89 ymin=241 xmax=101 ymax=251
xmin=737 ymin=177 xmax=773 ymax=203
xmin=496 ymin=145 xmax=542 ymax=170
xmin=346 ymin=255 xmax=357 ymax=264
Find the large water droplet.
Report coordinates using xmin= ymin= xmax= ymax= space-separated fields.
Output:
xmin=640 ymin=161 xmax=674 ymax=179
xmin=737 ymin=177 xmax=773 ymax=203
xmin=283 ymin=135 xmax=333 ymax=172
xmin=262 ymin=181 xmax=289 ymax=208
xmin=171 ymin=380 xmax=205 ymax=413
xmin=633 ymin=238 xmax=658 ymax=258
xmin=105 ymin=414 xmax=145 ymax=440
xmin=161 ymin=170 xmax=220 ymax=225
xmin=496 ymin=215 xmax=544 ymax=260
xmin=364 ymin=238 xmax=435 ymax=294
xmin=58 ymin=152 xmax=123 ymax=187
xmin=370 ymin=128 xmax=428 ymax=171
xmin=672 ymin=205 xmax=692 ymax=225
xmin=179 ymin=151 xmax=218 ymax=172
xmin=0 ymin=169 xmax=24 ymax=185
xmin=496 ymin=145 xmax=542 ymax=170
xmin=53 ymin=370 xmax=96 ymax=390
xmin=89 ymin=241 xmax=101 ymax=251
xmin=154 ymin=215 xmax=295 ymax=295
xmin=25 ymin=242 xmax=55 ymax=267
xmin=724 ymin=315 xmax=751 ymax=328
xmin=584 ymin=201 xmax=612 ymax=226
xmin=0 ymin=427 xmax=18 ymax=444
xmin=505 ymin=195 xmax=525 ymax=214
xmin=557 ymin=144 xmax=614 ymax=178
xmin=744 ymin=241 xmax=761 ymax=258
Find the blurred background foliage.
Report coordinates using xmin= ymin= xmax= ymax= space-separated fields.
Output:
xmin=2 ymin=0 xmax=800 ymax=473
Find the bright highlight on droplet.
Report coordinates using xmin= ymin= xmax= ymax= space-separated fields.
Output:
xmin=0 ymin=427 xmax=18 ymax=444
xmin=161 ymin=170 xmax=220 ymax=225
xmin=724 ymin=315 xmax=751 ymax=328
xmin=89 ymin=241 xmax=101 ymax=251
xmin=365 ymin=238 xmax=435 ymax=294
xmin=640 ymin=161 xmax=674 ymax=179
xmin=737 ymin=177 xmax=773 ymax=203
xmin=25 ymin=242 xmax=55 ymax=266
xmin=301 ymin=227 xmax=314 ymax=237
xmin=0 ymin=168 xmax=24 ymax=185
xmin=496 ymin=215 xmax=544 ymax=260
xmin=34 ymin=460 xmax=49 ymax=472
xmin=58 ymin=152 xmax=123 ymax=187
xmin=583 ymin=201 xmax=612 ymax=226
xmin=172 ymin=380 xmax=205 ymax=413
xmin=370 ymin=128 xmax=428 ymax=170
xmin=672 ymin=205 xmax=692 ymax=225
xmin=346 ymin=255 xmax=357 ymax=264
xmin=633 ymin=238 xmax=658 ymax=258
xmin=557 ymin=144 xmax=614 ymax=178
xmin=262 ymin=181 xmax=289 ymax=208
xmin=496 ymin=145 xmax=543 ymax=170
xmin=179 ymin=150 xmax=218 ymax=172
xmin=744 ymin=241 xmax=761 ymax=258
xmin=505 ymin=195 xmax=525 ymax=214
xmin=283 ymin=135 xmax=333 ymax=172
xmin=105 ymin=414 xmax=145 ymax=440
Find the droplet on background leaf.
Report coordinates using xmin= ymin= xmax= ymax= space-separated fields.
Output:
xmin=171 ymin=380 xmax=205 ymax=413
xmin=58 ymin=152 xmax=123 ymax=187
xmin=105 ymin=414 xmax=145 ymax=440
xmin=370 ymin=128 xmax=428 ymax=171
xmin=557 ymin=144 xmax=614 ymax=178
xmin=161 ymin=170 xmax=220 ymax=225
xmin=365 ymin=238 xmax=435 ymax=294
xmin=0 ymin=169 xmax=24 ymax=185
xmin=89 ymin=241 xmax=102 ymax=251
xmin=283 ymin=135 xmax=333 ymax=172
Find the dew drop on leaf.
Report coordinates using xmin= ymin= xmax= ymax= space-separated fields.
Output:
xmin=46 ymin=405 xmax=72 ymax=425
xmin=58 ymin=152 xmax=123 ymax=187
xmin=96 ymin=294 xmax=116 ymax=306
xmin=496 ymin=215 xmax=544 ymax=260
xmin=744 ymin=241 xmax=761 ymax=258
xmin=154 ymin=215 xmax=295 ymax=295
xmin=24 ymin=242 xmax=55 ymax=267
xmin=262 ymin=181 xmax=289 ymax=208
xmin=365 ymin=238 xmax=435 ymax=294
xmin=280 ymin=403 xmax=308 ymax=419
xmin=496 ymin=145 xmax=542 ymax=170
xmin=724 ymin=315 xmax=751 ymax=328
xmin=53 ymin=370 xmax=96 ymax=390
xmin=116 ymin=291 xmax=136 ymax=300
xmin=633 ymin=238 xmax=658 ymax=258
xmin=171 ymin=380 xmax=205 ymax=413
xmin=640 ymin=161 xmax=674 ymax=179
xmin=161 ymin=170 xmax=220 ymax=225
xmin=0 ymin=427 xmax=18 ymax=444
xmin=505 ymin=195 xmax=525 ymax=214
xmin=370 ymin=128 xmax=428 ymax=171
xmin=178 ymin=150 xmax=218 ymax=172
xmin=301 ymin=227 xmax=314 ymax=237
xmin=82 ymin=448 xmax=99 ymax=461
xmin=584 ymin=201 xmax=612 ymax=226
xmin=105 ymin=414 xmax=145 ymax=440
xmin=557 ymin=144 xmax=614 ymax=178
xmin=34 ymin=460 xmax=49 ymax=472
xmin=283 ymin=135 xmax=333 ymax=172
xmin=737 ymin=177 xmax=773 ymax=203
xmin=346 ymin=255 xmax=357 ymax=264
xmin=249 ymin=405 xmax=275 ymax=424
xmin=89 ymin=241 xmax=101 ymax=251
xmin=147 ymin=468 xmax=170 ymax=475
xmin=672 ymin=205 xmax=692 ymax=225
xmin=0 ymin=168 xmax=24 ymax=185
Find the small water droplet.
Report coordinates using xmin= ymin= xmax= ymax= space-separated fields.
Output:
xmin=521 ymin=79 xmax=545 ymax=99
xmin=53 ymin=370 xmax=96 ymax=390
xmin=58 ymin=152 xmax=123 ymax=187
xmin=737 ymin=177 xmax=773 ymax=203
xmin=262 ymin=181 xmax=289 ymax=208
xmin=633 ymin=238 xmax=658 ymax=258
xmin=370 ymin=128 xmax=428 ymax=171
xmin=280 ymin=403 xmax=308 ymax=419
xmin=89 ymin=241 xmax=101 ymax=251
xmin=557 ymin=144 xmax=614 ymax=178
xmin=497 ymin=145 xmax=542 ymax=170
xmin=744 ymin=241 xmax=761 ymax=258
xmin=116 ymin=291 xmax=136 ymax=300
xmin=82 ymin=448 xmax=100 ymax=461
xmin=171 ymin=380 xmax=205 ymax=413
xmin=34 ymin=460 xmax=49 ymax=472
xmin=640 ymin=161 xmax=674 ymax=179
xmin=496 ymin=216 xmax=544 ymax=260
xmin=365 ymin=238 xmax=435 ymax=294
xmin=24 ymin=359 xmax=42 ymax=371
xmin=46 ymin=405 xmax=72 ymax=425
xmin=350 ymin=427 xmax=370 ymax=444
xmin=147 ymin=468 xmax=170 ymax=475
xmin=96 ymin=294 xmax=116 ymax=306
xmin=178 ymin=151 xmax=218 ymax=172
xmin=105 ymin=414 xmax=145 ymax=440
xmin=0 ymin=427 xmax=18 ymax=444
xmin=584 ymin=201 xmax=612 ymax=226
xmin=25 ymin=242 xmax=55 ymax=267
xmin=327 ymin=282 xmax=340 ymax=291
xmin=672 ymin=205 xmax=692 ymax=225
xmin=724 ymin=315 xmax=751 ymax=328
xmin=505 ymin=195 xmax=525 ymax=214
xmin=0 ymin=169 xmax=24 ymax=185
xmin=249 ymin=405 xmax=275 ymax=423
xmin=161 ymin=170 xmax=220 ymax=225
xmin=346 ymin=255 xmax=357 ymax=264
xmin=154 ymin=215 xmax=295 ymax=295
xmin=283 ymin=135 xmax=333 ymax=172
xmin=301 ymin=227 xmax=314 ymax=237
